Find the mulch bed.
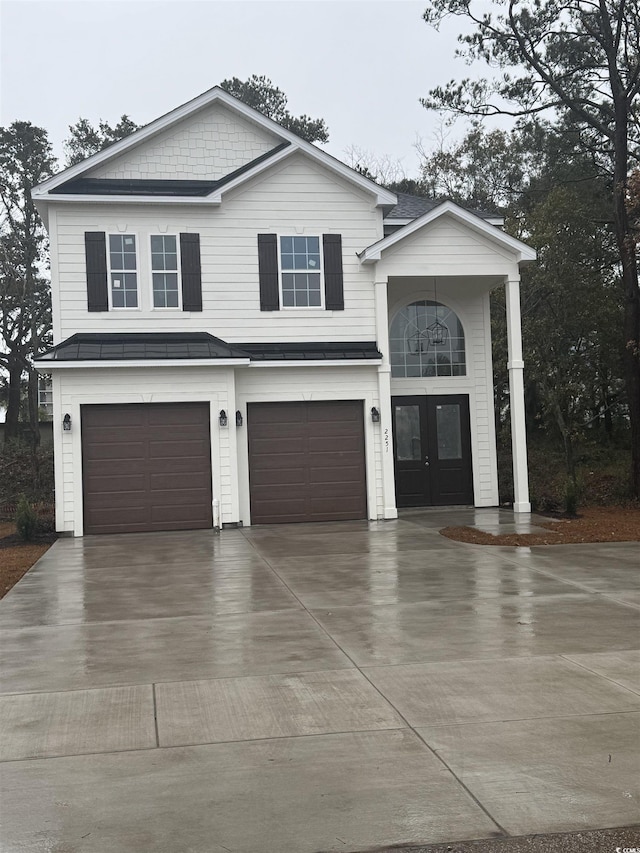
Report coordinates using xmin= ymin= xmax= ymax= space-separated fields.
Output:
xmin=0 ymin=521 xmax=57 ymax=599
xmin=442 ymin=505 xmax=640 ymax=547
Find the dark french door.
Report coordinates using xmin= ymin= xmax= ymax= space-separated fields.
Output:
xmin=392 ymin=395 xmax=474 ymax=507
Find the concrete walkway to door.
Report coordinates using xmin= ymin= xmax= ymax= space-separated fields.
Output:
xmin=0 ymin=509 xmax=638 ymax=852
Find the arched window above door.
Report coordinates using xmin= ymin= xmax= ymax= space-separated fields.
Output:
xmin=390 ymin=300 xmax=466 ymax=378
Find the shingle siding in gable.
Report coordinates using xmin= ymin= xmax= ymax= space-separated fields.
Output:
xmin=87 ymin=104 xmax=281 ymax=182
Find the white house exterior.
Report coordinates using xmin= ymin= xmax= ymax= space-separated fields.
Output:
xmin=33 ymin=87 xmax=535 ymax=537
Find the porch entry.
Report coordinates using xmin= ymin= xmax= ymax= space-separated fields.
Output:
xmin=392 ymin=395 xmax=473 ymax=507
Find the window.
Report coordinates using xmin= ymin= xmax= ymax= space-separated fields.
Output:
xmin=108 ymin=235 xmax=138 ymax=308
xmin=151 ymin=235 xmax=180 ymax=308
xmin=38 ymin=377 xmax=53 ymax=421
xmin=280 ymin=236 xmax=322 ymax=307
xmin=390 ymin=300 xmax=466 ymax=378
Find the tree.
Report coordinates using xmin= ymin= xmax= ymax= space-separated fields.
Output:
xmin=422 ymin=0 xmax=640 ymax=496
xmin=64 ymin=115 xmax=140 ymax=166
xmin=220 ymin=76 xmax=329 ymax=144
xmin=0 ymin=122 xmax=56 ymax=443
xmin=417 ymin=123 xmax=529 ymax=211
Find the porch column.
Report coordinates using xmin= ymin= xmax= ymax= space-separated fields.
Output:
xmin=374 ymin=278 xmax=398 ymax=518
xmin=505 ymin=275 xmax=531 ymax=512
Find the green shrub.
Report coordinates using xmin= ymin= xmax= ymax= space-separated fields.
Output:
xmin=15 ymin=495 xmax=39 ymax=541
xmin=0 ymin=438 xmax=54 ymax=506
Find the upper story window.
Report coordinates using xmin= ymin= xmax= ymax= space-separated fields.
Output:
xmin=280 ymin=236 xmax=322 ymax=307
xmin=390 ymin=300 xmax=466 ymax=378
xmin=108 ymin=235 xmax=138 ymax=308
xmin=151 ymin=235 xmax=180 ymax=308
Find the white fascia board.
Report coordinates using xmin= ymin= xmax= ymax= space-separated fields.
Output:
xmin=361 ymin=200 xmax=536 ymax=264
xmin=37 ymin=194 xmax=222 ymax=207
xmin=34 ymin=359 xmax=251 ymax=370
xmin=384 ymin=215 xmax=505 ymax=227
xmin=32 ymin=87 xmax=396 ymax=208
xmin=249 ymin=360 xmax=381 ymax=368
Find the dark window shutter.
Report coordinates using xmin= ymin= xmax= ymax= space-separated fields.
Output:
xmin=258 ymin=234 xmax=279 ymax=311
xmin=180 ymin=233 xmax=202 ymax=312
xmin=323 ymin=234 xmax=344 ymax=311
xmin=85 ymin=232 xmax=108 ymax=312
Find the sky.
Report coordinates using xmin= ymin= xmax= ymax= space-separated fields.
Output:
xmin=0 ymin=0 xmax=481 ymax=178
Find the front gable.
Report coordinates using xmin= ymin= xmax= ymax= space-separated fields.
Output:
xmin=361 ymin=201 xmax=535 ymax=278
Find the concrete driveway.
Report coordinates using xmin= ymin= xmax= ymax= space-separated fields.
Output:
xmin=1 ymin=509 xmax=638 ymax=852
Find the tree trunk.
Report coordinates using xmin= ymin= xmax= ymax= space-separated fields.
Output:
xmin=4 ymin=360 xmax=23 ymax=443
xmin=612 ymin=103 xmax=640 ymax=498
xmin=27 ymin=368 xmax=41 ymax=446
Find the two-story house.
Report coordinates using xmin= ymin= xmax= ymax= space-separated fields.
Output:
xmin=33 ymin=86 xmax=535 ymax=536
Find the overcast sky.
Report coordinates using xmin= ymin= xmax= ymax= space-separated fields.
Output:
xmin=0 ymin=0 xmax=484 ymax=177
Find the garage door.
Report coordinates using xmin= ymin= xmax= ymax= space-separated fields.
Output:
xmin=248 ymin=401 xmax=367 ymax=524
xmin=82 ymin=403 xmax=212 ymax=535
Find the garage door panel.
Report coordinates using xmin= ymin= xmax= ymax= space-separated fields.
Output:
xmin=83 ymin=474 xmax=148 ymax=494
xmin=249 ymin=469 xmax=306 ymax=487
xmin=308 ymin=465 xmax=364 ymax=484
xmin=148 ymin=439 xmax=210 ymax=459
xmin=149 ymin=472 xmax=211 ymax=492
xmin=82 ymin=403 xmax=212 ymax=535
xmin=248 ymin=401 xmax=366 ymax=524
xmin=84 ymin=440 xmax=147 ymax=461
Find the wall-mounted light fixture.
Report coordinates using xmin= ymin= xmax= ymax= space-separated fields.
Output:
xmin=371 ymin=407 xmax=380 ymax=423
xmin=235 ymin=410 xmax=243 ymax=427
xmin=219 ymin=410 xmax=228 ymax=428
xmin=62 ymin=413 xmax=72 ymax=432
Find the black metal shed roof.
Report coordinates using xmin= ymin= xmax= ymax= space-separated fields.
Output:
xmin=36 ymin=334 xmax=382 ymax=363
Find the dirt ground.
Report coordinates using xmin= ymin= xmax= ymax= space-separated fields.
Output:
xmin=1 ymin=507 xmax=639 ymax=600
xmin=0 ymin=522 xmax=55 ymax=599
xmin=442 ymin=505 xmax=640 ymax=546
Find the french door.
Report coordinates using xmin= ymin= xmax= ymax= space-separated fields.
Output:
xmin=392 ymin=395 xmax=474 ymax=507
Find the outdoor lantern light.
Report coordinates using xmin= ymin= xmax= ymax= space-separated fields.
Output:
xmin=371 ymin=407 xmax=380 ymax=423
xmin=219 ymin=410 xmax=228 ymax=428
xmin=62 ymin=413 xmax=71 ymax=432
xmin=235 ymin=410 xmax=243 ymax=427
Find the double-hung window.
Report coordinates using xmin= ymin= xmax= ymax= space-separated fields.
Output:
xmin=280 ymin=236 xmax=322 ymax=307
xmin=151 ymin=235 xmax=180 ymax=308
xmin=108 ymin=235 xmax=138 ymax=308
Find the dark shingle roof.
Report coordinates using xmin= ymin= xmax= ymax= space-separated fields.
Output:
xmin=54 ymin=142 xmax=291 ymax=197
xmin=386 ymin=192 xmax=500 ymax=222
xmin=36 ymin=334 xmax=382 ymax=363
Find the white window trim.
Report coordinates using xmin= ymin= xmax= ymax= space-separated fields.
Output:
xmin=107 ymin=232 xmax=141 ymax=311
xmin=277 ymin=234 xmax=325 ymax=310
xmin=150 ymin=234 xmax=183 ymax=311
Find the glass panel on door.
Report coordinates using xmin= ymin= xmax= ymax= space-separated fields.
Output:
xmin=435 ymin=404 xmax=462 ymax=460
xmin=394 ymin=405 xmax=421 ymax=461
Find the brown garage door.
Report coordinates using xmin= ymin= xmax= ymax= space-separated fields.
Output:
xmin=82 ymin=403 xmax=212 ymax=535
xmin=248 ymin=401 xmax=367 ymax=524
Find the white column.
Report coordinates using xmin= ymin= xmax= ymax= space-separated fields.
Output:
xmin=505 ymin=275 xmax=531 ymax=513
xmin=374 ymin=278 xmax=398 ymax=519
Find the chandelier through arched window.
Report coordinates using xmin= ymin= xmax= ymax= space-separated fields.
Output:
xmin=389 ymin=300 xmax=466 ymax=377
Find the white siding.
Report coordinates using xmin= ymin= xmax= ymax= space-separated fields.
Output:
xmin=235 ymin=366 xmax=384 ymax=524
xmin=55 ymin=366 xmax=235 ymax=535
xmin=52 ymin=153 xmax=382 ymax=343
xmin=87 ymin=104 xmax=280 ymax=181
